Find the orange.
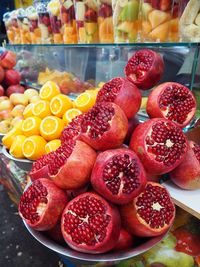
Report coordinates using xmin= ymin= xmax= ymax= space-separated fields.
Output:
xmin=39 ymin=81 xmax=60 ymax=101
xmin=32 ymin=100 xmax=52 ymax=119
xmin=45 ymin=139 xmax=61 ymax=153
xmin=74 ymin=92 xmax=96 ymax=113
xmin=50 ymin=94 xmax=73 ymax=117
xmin=40 ymin=116 xmax=64 ymax=141
xmin=22 ymin=116 xmax=41 ymax=136
xmin=2 ymin=126 xmax=23 ymax=149
xmin=9 ymin=135 xmax=26 ymax=159
xmin=23 ymin=103 xmax=35 ymax=118
xmin=63 ymin=108 xmax=82 ymax=125
xmin=22 ymin=135 xmax=47 ymax=160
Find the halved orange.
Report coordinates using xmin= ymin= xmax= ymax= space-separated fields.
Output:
xmin=23 ymin=103 xmax=35 ymax=118
xmin=32 ymin=100 xmax=52 ymax=119
xmin=40 ymin=116 xmax=64 ymax=141
xmin=50 ymin=94 xmax=73 ymax=117
xmin=63 ymin=108 xmax=82 ymax=125
xmin=45 ymin=139 xmax=61 ymax=153
xmin=22 ymin=135 xmax=47 ymax=160
xmin=22 ymin=116 xmax=41 ymax=136
xmin=74 ymin=92 xmax=96 ymax=113
xmin=9 ymin=135 xmax=26 ymax=159
xmin=2 ymin=127 xmax=23 ymax=149
xmin=39 ymin=81 xmax=60 ymax=101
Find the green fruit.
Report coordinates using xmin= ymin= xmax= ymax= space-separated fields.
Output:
xmin=118 ymin=0 xmax=139 ymax=22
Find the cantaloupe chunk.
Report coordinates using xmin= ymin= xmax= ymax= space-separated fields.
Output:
xmin=78 ymin=27 xmax=86 ymax=43
xmin=148 ymin=10 xmax=171 ymax=29
xmin=54 ymin=33 xmax=63 ymax=43
xmin=149 ymin=21 xmax=170 ymax=41
xmin=170 ymin=18 xmax=179 ymax=32
xmin=142 ymin=21 xmax=152 ymax=35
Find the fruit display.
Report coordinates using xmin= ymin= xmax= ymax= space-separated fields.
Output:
xmin=26 ymin=6 xmax=41 ymax=44
xmin=10 ymin=10 xmax=21 ymax=44
xmin=3 ymin=12 xmax=15 ymax=44
xmin=17 ymin=8 xmax=31 ymax=44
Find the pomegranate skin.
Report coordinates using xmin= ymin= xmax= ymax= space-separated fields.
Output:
xmin=130 ymin=118 xmax=188 ymax=175
xmin=96 ymin=77 xmax=141 ymax=119
xmin=0 ymin=50 xmax=17 ymax=69
xmin=61 ymin=192 xmax=121 ymax=254
xmin=0 ymin=65 xmax=5 ymax=83
xmin=30 ymin=165 xmax=50 ymax=181
xmin=50 ymin=140 xmax=97 ymax=190
xmin=46 ymin=221 xmax=65 ymax=244
xmin=114 ymin=228 xmax=133 ymax=251
xmin=124 ymin=116 xmax=140 ymax=145
xmin=4 ymin=69 xmax=21 ymax=86
xmin=146 ymin=82 xmax=196 ymax=128
xmin=19 ymin=178 xmax=68 ymax=231
xmin=120 ymin=182 xmax=175 ymax=237
xmin=125 ymin=49 xmax=164 ymax=90
xmin=80 ymin=102 xmax=128 ymax=151
xmin=170 ymin=141 xmax=200 ymax=190
xmin=91 ymin=148 xmax=147 ymax=204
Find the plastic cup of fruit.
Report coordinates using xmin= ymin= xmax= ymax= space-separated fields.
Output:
xmin=27 ymin=6 xmax=41 ymax=44
xmin=17 ymin=8 xmax=31 ymax=44
xmin=48 ymin=0 xmax=63 ymax=44
xmin=74 ymin=0 xmax=99 ymax=44
xmin=3 ymin=12 xmax=15 ymax=44
xmin=98 ymin=0 xmax=114 ymax=43
xmin=10 ymin=10 xmax=21 ymax=44
xmin=60 ymin=0 xmax=77 ymax=44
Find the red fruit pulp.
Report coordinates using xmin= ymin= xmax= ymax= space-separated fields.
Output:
xmin=146 ymin=82 xmax=196 ymax=128
xmin=96 ymin=77 xmax=141 ymax=119
xmin=19 ymin=178 xmax=68 ymax=231
xmin=91 ymin=148 xmax=147 ymax=204
xmin=120 ymin=182 xmax=175 ymax=237
xmin=130 ymin=118 xmax=188 ymax=175
xmin=125 ymin=49 xmax=164 ymax=90
xmin=84 ymin=9 xmax=97 ymax=22
xmin=61 ymin=192 xmax=121 ymax=254
xmin=98 ymin=3 xmax=112 ymax=18
xmin=114 ymin=228 xmax=133 ymax=251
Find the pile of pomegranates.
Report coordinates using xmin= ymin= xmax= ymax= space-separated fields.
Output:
xmin=19 ymin=49 xmax=199 ymax=255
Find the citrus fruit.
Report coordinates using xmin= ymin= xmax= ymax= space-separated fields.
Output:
xmin=22 ymin=116 xmax=41 ymax=136
xmin=45 ymin=139 xmax=61 ymax=153
xmin=23 ymin=103 xmax=35 ymax=118
xmin=30 ymin=95 xmax=41 ymax=103
xmin=9 ymin=135 xmax=26 ymax=159
xmin=40 ymin=116 xmax=64 ymax=141
xmin=74 ymin=92 xmax=96 ymax=113
xmin=2 ymin=127 xmax=23 ymax=149
xmin=39 ymin=81 xmax=60 ymax=101
xmin=63 ymin=108 xmax=82 ymax=125
xmin=32 ymin=100 xmax=52 ymax=119
xmin=24 ymin=88 xmax=39 ymax=101
xmin=22 ymin=135 xmax=47 ymax=160
xmin=50 ymin=94 xmax=73 ymax=117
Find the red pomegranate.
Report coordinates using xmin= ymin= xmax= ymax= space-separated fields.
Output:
xmin=0 ymin=65 xmax=5 ymax=83
xmin=18 ymin=178 xmax=68 ymax=231
xmin=61 ymin=192 xmax=121 ymax=254
xmin=170 ymin=141 xmax=200 ymax=190
xmin=0 ymin=85 xmax=5 ymax=96
xmin=80 ymin=102 xmax=128 ymax=151
xmin=125 ymin=49 xmax=164 ymax=90
xmin=96 ymin=77 xmax=141 ymax=119
xmin=66 ymin=185 xmax=89 ymax=200
xmin=6 ymin=84 xmax=25 ymax=96
xmin=124 ymin=116 xmax=140 ymax=145
xmin=4 ymin=69 xmax=21 ymax=86
xmin=130 ymin=118 xmax=188 ymax=175
xmin=146 ymin=82 xmax=196 ymax=128
xmin=46 ymin=221 xmax=65 ymax=244
xmin=0 ymin=50 xmax=17 ymax=69
xmin=114 ymin=228 xmax=133 ymax=251
xmin=91 ymin=148 xmax=147 ymax=204
xmin=120 ymin=182 xmax=175 ymax=237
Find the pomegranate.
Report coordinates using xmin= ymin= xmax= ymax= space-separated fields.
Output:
xmin=114 ymin=228 xmax=133 ymax=251
xmin=170 ymin=141 xmax=200 ymax=190
xmin=125 ymin=49 xmax=164 ymax=90
xmin=120 ymin=182 xmax=175 ymax=237
xmin=61 ymin=192 xmax=121 ymax=254
xmin=0 ymin=50 xmax=17 ymax=69
xmin=0 ymin=65 xmax=4 ymax=83
xmin=91 ymin=148 xmax=147 ymax=204
xmin=130 ymin=118 xmax=188 ymax=175
xmin=96 ymin=77 xmax=141 ymax=119
xmin=18 ymin=178 xmax=68 ymax=231
xmin=50 ymin=140 xmax=96 ymax=190
xmin=0 ymin=85 xmax=5 ymax=96
xmin=80 ymin=102 xmax=128 ymax=151
xmin=4 ymin=69 xmax=21 ymax=86
xmin=46 ymin=221 xmax=65 ymax=244
xmin=124 ymin=116 xmax=140 ymax=145
xmin=146 ymin=82 xmax=196 ymax=128
xmin=6 ymin=84 xmax=25 ymax=96
xmin=66 ymin=185 xmax=89 ymax=200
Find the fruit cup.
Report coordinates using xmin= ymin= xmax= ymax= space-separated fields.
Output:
xmin=48 ymin=0 xmax=63 ymax=44
xmin=74 ymin=0 xmax=99 ymax=44
xmin=17 ymin=8 xmax=31 ymax=44
xmin=98 ymin=0 xmax=114 ymax=43
xmin=60 ymin=0 xmax=77 ymax=44
xmin=10 ymin=10 xmax=21 ymax=44
xmin=3 ymin=12 xmax=15 ymax=44
xmin=27 ymin=6 xmax=41 ymax=44
xmin=112 ymin=0 xmax=140 ymax=43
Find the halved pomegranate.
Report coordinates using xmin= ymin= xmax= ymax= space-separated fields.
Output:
xmin=61 ymin=192 xmax=121 ymax=254
xmin=146 ymin=82 xmax=196 ymax=128
xmin=91 ymin=148 xmax=147 ymax=204
xmin=18 ymin=178 xmax=68 ymax=231
xmin=130 ymin=118 xmax=188 ymax=175
xmin=120 ymin=182 xmax=175 ymax=237
xmin=125 ymin=49 xmax=164 ymax=90
xmin=114 ymin=228 xmax=133 ymax=251
xmin=170 ymin=141 xmax=200 ymax=190
xmin=80 ymin=102 xmax=128 ymax=151
xmin=96 ymin=77 xmax=141 ymax=119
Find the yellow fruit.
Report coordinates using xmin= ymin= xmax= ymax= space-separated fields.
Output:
xmin=0 ymin=120 xmax=12 ymax=134
xmin=50 ymin=94 xmax=73 ymax=117
xmin=0 ymin=96 xmax=8 ymax=103
xmin=10 ymin=93 xmax=29 ymax=106
xmin=97 ymin=82 xmax=105 ymax=88
xmin=24 ymin=89 xmax=39 ymax=101
xmin=45 ymin=139 xmax=61 ymax=153
xmin=23 ymin=103 xmax=35 ymax=118
xmin=9 ymin=135 xmax=26 ymax=158
xmin=11 ymin=116 xmax=24 ymax=127
xmin=11 ymin=104 xmax=25 ymax=117
xmin=39 ymin=81 xmax=60 ymax=101
xmin=63 ymin=108 xmax=82 ymax=125
xmin=22 ymin=116 xmax=41 ymax=136
xmin=2 ymin=127 xmax=23 ymax=149
xmin=22 ymin=135 xmax=47 ymax=160
xmin=32 ymin=100 xmax=52 ymax=119
xmin=141 ymin=97 xmax=148 ymax=109
xmin=74 ymin=92 xmax=96 ymax=113
xmin=0 ymin=100 xmax=13 ymax=111
xmin=29 ymin=95 xmax=41 ymax=103
xmin=40 ymin=116 xmax=64 ymax=141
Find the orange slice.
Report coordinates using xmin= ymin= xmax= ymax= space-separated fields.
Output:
xmin=2 ymin=127 xmax=23 ymax=149
xmin=39 ymin=81 xmax=60 ymax=101
xmin=45 ymin=139 xmax=61 ymax=153
xmin=9 ymin=135 xmax=26 ymax=158
xmin=63 ymin=108 xmax=82 ymax=125
xmin=40 ymin=116 xmax=64 ymax=141
xmin=22 ymin=135 xmax=47 ymax=160
xmin=23 ymin=103 xmax=35 ymax=119
xmin=74 ymin=92 xmax=96 ymax=113
xmin=32 ymin=100 xmax=52 ymax=119
xmin=22 ymin=116 xmax=41 ymax=136
xmin=50 ymin=94 xmax=73 ymax=117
